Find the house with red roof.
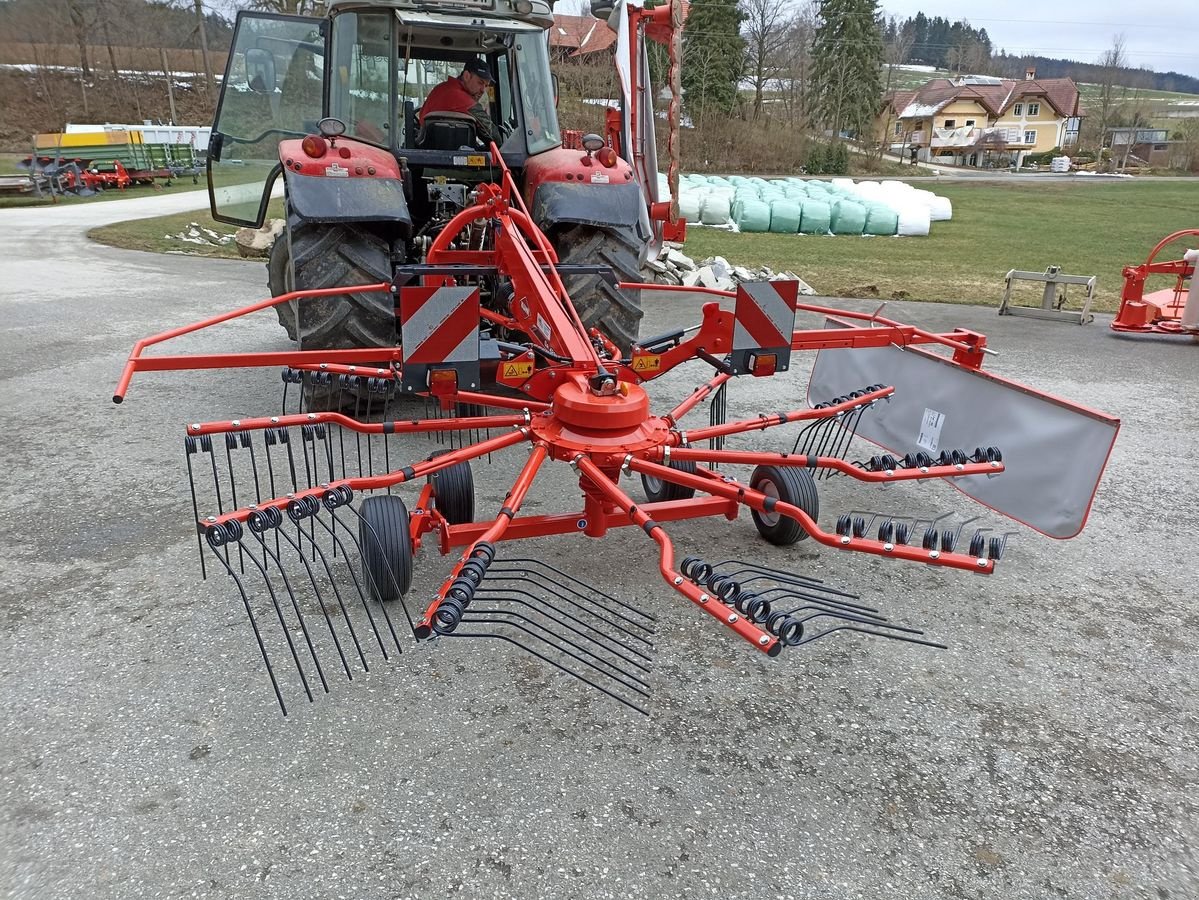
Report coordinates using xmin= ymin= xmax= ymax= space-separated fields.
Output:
xmin=548 ymin=13 xmax=617 ymax=59
xmin=876 ymin=68 xmax=1084 ymax=167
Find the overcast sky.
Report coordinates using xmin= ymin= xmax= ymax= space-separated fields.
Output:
xmin=880 ymin=1 xmax=1199 ymax=78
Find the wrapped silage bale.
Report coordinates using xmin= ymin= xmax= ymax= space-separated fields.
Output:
xmin=853 ymin=181 xmax=883 ymax=203
xmin=896 ymin=204 xmax=931 ymax=237
xmin=728 ymin=175 xmax=749 ymax=185
xmin=831 ymin=177 xmax=856 ymax=192
xmin=678 ymin=191 xmax=703 ymax=223
xmin=701 ymin=192 xmax=732 ymax=225
xmin=768 ymin=199 xmax=802 ymax=234
xmin=830 ymin=199 xmax=867 ymax=235
xmin=735 ymin=198 xmax=772 ymax=232
xmin=928 ymin=195 xmax=953 ymax=221
xmin=799 ymin=198 xmax=832 ymax=234
xmin=863 ymin=203 xmax=899 ymax=236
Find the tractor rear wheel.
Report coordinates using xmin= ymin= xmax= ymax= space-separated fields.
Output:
xmin=268 ymin=219 xmax=395 ymax=349
xmin=553 ymin=225 xmax=643 ymax=353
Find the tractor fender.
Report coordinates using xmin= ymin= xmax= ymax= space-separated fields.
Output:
xmin=279 ymin=138 xmax=411 ymax=231
xmin=524 ymin=146 xmax=646 ymax=235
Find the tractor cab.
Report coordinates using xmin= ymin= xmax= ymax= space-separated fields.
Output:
xmin=208 ymin=2 xmax=560 ymax=229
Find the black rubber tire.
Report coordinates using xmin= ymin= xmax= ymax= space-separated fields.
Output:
xmin=426 ymin=450 xmax=475 ymax=525
xmin=641 ymin=458 xmax=697 ymax=502
xmin=358 ymin=494 xmax=413 ymax=601
xmin=268 ymin=218 xmax=395 ymax=349
xmin=553 ymin=224 xmax=644 ymax=353
xmin=749 ymin=465 xmax=819 ymax=546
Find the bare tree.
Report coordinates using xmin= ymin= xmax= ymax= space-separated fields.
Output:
xmin=741 ymin=0 xmax=790 ymax=120
xmin=873 ymin=23 xmax=913 ymax=161
xmin=775 ymin=0 xmax=817 ymax=125
xmin=1094 ymin=33 xmax=1126 ymax=155
xmin=244 ymin=0 xmax=326 ymax=14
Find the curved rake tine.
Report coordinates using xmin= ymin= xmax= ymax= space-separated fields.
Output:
xmin=472 ymin=588 xmax=654 ymax=669
xmin=265 ymin=522 xmax=359 ymax=680
xmin=467 ymin=605 xmax=653 ymax=690
xmin=320 ymin=506 xmax=406 ymax=655
xmin=445 ymin=630 xmax=649 ymax=715
xmin=791 ymin=623 xmax=947 ymax=651
xmin=245 ymin=528 xmax=330 ymax=695
xmin=480 ymin=573 xmax=655 ymax=644
xmin=720 ymin=577 xmax=876 ymax=613
xmin=751 ymin=586 xmax=887 ymax=619
xmin=206 ymin=540 xmax=287 ymax=715
xmin=494 ymin=559 xmax=658 ymax=626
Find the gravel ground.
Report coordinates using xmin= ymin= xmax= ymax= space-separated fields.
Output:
xmin=1 ymin=196 xmax=1196 ymax=900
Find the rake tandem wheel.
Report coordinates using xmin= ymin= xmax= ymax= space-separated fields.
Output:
xmin=115 ymin=155 xmax=1120 ymax=718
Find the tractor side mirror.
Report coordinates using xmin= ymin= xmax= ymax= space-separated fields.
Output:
xmin=552 ymin=72 xmax=559 ymax=108
xmin=245 ymin=48 xmax=276 ymax=93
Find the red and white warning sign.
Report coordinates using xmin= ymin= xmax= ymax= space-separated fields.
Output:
xmin=398 ymin=285 xmax=481 ymax=392
xmin=729 ymin=281 xmax=798 ymax=375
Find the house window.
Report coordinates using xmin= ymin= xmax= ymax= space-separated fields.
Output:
xmin=943 ymin=119 xmax=956 ymax=128
xmin=1028 ymin=102 xmax=1040 ymax=116
xmin=965 ymin=119 xmax=976 ymax=127
xmin=1024 ymin=129 xmax=1037 ymax=145
xmin=1014 ymin=103 xmax=1023 ymax=116
xmin=894 ymin=120 xmax=902 ymax=135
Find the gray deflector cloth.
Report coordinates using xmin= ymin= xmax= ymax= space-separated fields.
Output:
xmin=808 ymin=335 xmax=1120 ymax=539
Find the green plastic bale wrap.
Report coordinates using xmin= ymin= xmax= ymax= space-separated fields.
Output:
xmin=735 ymin=199 xmax=772 ymax=232
xmin=799 ymin=199 xmax=832 ymax=234
xmin=863 ymin=203 xmax=899 ymax=236
xmin=768 ymin=200 xmax=802 ymax=234
xmin=830 ymin=199 xmax=866 ymax=235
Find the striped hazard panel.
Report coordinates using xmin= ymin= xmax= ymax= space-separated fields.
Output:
xmin=729 ymin=281 xmax=798 ymax=375
xmin=398 ymin=285 xmax=481 ymax=393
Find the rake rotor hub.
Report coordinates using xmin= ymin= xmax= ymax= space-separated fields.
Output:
xmin=531 ymin=379 xmax=669 ymax=464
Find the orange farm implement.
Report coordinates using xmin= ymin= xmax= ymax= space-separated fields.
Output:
xmin=1112 ymin=229 xmax=1199 ymax=337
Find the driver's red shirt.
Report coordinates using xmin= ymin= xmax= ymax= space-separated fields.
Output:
xmin=419 ymin=77 xmax=478 ymax=123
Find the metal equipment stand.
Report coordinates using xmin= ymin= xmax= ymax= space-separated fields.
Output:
xmin=999 ymin=266 xmax=1096 ymax=325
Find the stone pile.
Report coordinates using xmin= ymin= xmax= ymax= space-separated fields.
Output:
xmin=647 ymin=246 xmax=816 ymax=295
xmin=167 ymin=222 xmax=236 ymax=249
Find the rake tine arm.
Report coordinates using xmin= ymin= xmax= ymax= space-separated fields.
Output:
xmin=185 ymin=410 xmax=530 ymax=439
xmin=572 ymin=456 xmax=781 ymax=657
xmin=664 ymin=372 xmax=732 ymax=426
xmin=791 ymin=623 xmax=948 ymax=651
xmin=658 ymin=447 xmax=1005 ymax=482
xmin=628 ymin=458 xmax=997 ymax=575
xmin=203 ymin=428 xmax=532 ymax=529
xmin=676 ymin=386 xmax=893 ymax=445
xmin=416 ymin=442 xmax=549 ymax=638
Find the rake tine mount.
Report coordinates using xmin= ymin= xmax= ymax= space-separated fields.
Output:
xmin=116 ymin=148 xmax=1118 ymax=717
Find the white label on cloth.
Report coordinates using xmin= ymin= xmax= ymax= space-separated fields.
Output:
xmin=917 ymin=408 xmax=945 ymax=452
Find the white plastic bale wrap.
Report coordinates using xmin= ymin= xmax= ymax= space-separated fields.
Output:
xmin=863 ymin=203 xmax=899 ymax=236
xmin=830 ymin=199 xmax=867 ymax=235
xmin=768 ymin=199 xmax=802 ymax=234
xmin=896 ymin=204 xmax=931 ymax=236
xmin=701 ymin=192 xmax=732 ymax=225
xmin=799 ymin=199 xmax=832 ymax=234
xmin=928 ymin=195 xmax=953 ymax=221
xmin=735 ymin=198 xmax=772 ymax=232
xmin=678 ymin=191 xmax=703 ymax=223
xmin=831 ymin=177 xmax=855 ymax=192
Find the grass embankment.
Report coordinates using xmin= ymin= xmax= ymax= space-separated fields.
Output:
xmin=684 ymin=181 xmax=1199 ymax=311
xmin=89 ymin=199 xmax=284 ymax=258
xmin=88 ymin=180 xmax=1197 ymax=312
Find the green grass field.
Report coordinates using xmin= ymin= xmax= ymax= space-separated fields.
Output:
xmin=684 ymin=181 xmax=1199 ymax=311
xmin=88 ymin=180 xmax=1196 ymax=312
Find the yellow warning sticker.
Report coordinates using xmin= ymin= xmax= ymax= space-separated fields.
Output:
xmin=631 ymin=353 xmax=662 ymax=373
xmin=501 ymin=360 xmax=534 ymax=380
xmin=466 ymin=155 xmax=486 ymax=167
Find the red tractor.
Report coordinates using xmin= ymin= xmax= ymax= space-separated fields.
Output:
xmin=207 ymin=0 xmax=682 ymax=355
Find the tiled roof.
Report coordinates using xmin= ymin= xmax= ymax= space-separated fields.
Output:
xmin=549 ymin=14 xmax=616 ymax=55
xmin=895 ymin=76 xmax=1082 ymax=120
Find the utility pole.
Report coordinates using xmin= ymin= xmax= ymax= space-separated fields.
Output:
xmin=161 ymin=48 xmax=179 ymax=123
xmin=193 ymin=0 xmax=215 ymax=104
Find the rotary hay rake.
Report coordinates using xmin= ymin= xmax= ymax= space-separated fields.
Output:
xmin=115 ymin=154 xmax=1120 ymax=716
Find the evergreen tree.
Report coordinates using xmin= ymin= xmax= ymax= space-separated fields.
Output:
xmin=681 ymin=0 xmax=745 ymax=122
xmin=808 ymin=0 xmax=882 ymax=138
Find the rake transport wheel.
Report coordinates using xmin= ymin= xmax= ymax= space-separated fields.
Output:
xmin=553 ymin=225 xmax=643 ymax=353
xmin=641 ymin=458 xmax=698 ymax=502
xmin=358 ymin=495 xmax=414 ymax=602
xmin=749 ymin=465 xmax=819 ymax=546
xmin=427 ymin=451 xmax=475 ymax=525
xmin=268 ymin=219 xmax=395 ymax=349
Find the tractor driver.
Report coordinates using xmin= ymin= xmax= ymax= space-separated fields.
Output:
xmin=419 ymin=57 xmax=501 ymax=145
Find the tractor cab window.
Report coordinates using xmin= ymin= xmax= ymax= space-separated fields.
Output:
xmin=514 ymin=38 xmax=560 ymax=154
xmin=329 ymin=12 xmax=393 ymax=145
xmin=209 ymin=12 xmax=326 ymax=227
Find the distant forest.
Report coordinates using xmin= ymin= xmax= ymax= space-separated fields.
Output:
xmin=887 ymin=13 xmax=1199 ymax=96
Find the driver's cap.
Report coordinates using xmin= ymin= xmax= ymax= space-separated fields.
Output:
xmin=464 ymin=57 xmax=495 ymax=83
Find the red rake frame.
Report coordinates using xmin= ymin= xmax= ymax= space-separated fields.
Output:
xmin=116 ymin=153 xmax=1025 ymax=714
